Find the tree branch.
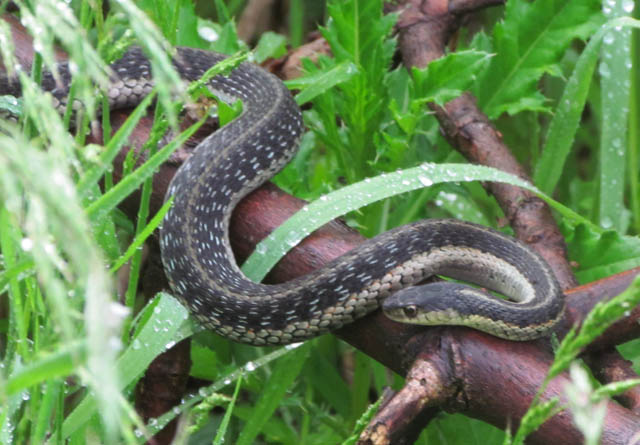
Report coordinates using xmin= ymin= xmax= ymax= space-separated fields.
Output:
xmin=4 ymin=3 xmax=639 ymax=442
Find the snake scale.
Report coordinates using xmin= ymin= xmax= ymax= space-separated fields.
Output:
xmin=0 ymin=47 xmax=565 ymax=345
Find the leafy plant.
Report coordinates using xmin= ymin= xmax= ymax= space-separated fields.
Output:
xmin=0 ymin=0 xmax=639 ymax=444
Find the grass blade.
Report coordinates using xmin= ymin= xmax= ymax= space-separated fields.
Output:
xmin=598 ymin=7 xmax=633 ymax=231
xmin=6 ymin=342 xmax=86 ymax=395
xmin=134 ymin=345 xmax=305 ymax=441
xmin=76 ymin=91 xmax=156 ymax=196
xmin=213 ymin=376 xmax=243 ymax=445
xmin=110 ymin=198 xmax=173 ymax=273
xmin=62 ymin=293 xmax=196 ymax=438
xmin=235 ymin=343 xmax=310 ymax=445
xmin=533 ymin=25 xmax=604 ymax=194
xmin=85 ymin=117 xmax=205 ymax=220
xmin=242 ymin=163 xmax=596 ymax=281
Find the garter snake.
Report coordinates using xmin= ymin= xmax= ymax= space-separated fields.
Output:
xmin=1 ymin=47 xmax=565 ymax=345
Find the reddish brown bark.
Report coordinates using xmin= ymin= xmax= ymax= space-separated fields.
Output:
xmin=4 ymin=2 xmax=640 ymax=443
xmin=108 ymin=109 xmax=640 ymax=441
xmin=237 ymin=0 xmax=278 ymax=43
xmin=231 ymin=180 xmax=640 ymax=444
xmin=389 ymin=0 xmax=576 ymax=291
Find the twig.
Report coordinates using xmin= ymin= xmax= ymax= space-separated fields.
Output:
xmin=388 ymin=0 xmax=577 ymax=290
xmin=5 ymin=5 xmax=640 ymax=443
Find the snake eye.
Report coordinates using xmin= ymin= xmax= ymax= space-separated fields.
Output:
xmin=403 ymin=305 xmax=418 ymax=318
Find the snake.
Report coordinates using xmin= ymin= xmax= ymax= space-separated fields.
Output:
xmin=0 ymin=47 xmax=565 ymax=345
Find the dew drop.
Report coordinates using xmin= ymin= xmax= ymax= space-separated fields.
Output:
xmin=285 ymin=233 xmax=300 ymax=247
xmin=418 ymin=176 xmax=433 ymax=186
xmin=603 ymin=32 xmax=615 ymax=45
xmin=198 ymin=26 xmax=218 ymax=42
xmin=440 ymin=192 xmax=457 ymax=202
xmin=255 ymin=243 xmax=267 ymax=255
xmin=420 ymin=162 xmax=435 ymax=171
xmin=109 ymin=337 xmax=123 ymax=352
xmin=20 ymin=238 xmax=33 ymax=251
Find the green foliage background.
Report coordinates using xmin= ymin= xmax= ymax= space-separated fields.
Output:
xmin=1 ymin=0 xmax=640 ymax=444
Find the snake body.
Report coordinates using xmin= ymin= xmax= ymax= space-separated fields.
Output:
xmin=1 ymin=48 xmax=565 ymax=344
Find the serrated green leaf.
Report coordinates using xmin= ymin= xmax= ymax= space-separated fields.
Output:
xmin=210 ymin=20 xmax=245 ymax=55
xmin=175 ymin=0 xmax=204 ymax=46
xmin=475 ymin=0 xmax=603 ymax=118
xmin=253 ymin=31 xmax=287 ymax=63
xmin=292 ymin=0 xmax=398 ymax=192
xmin=286 ymin=60 xmax=359 ymax=105
xmin=564 ymin=223 xmax=640 ymax=283
xmin=322 ymin=0 xmax=396 ymax=72
xmin=319 ymin=0 xmax=396 ymax=126
xmin=421 ymin=413 xmax=505 ymax=445
xmin=412 ymin=50 xmax=491 ymax=106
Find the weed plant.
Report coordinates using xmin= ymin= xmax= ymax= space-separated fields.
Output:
xmin=1 ymin=0 xmax=640 ymax=444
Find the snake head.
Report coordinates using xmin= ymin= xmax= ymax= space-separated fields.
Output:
xmin=382 ymin=282 xmax=476 ymax=325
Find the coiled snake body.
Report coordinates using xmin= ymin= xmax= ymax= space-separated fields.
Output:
xmin=1 ymin=48 xmax=565 ymax=345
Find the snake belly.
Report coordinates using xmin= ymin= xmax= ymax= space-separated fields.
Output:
xmin=0 ymin=47 xmax=565 ymax=345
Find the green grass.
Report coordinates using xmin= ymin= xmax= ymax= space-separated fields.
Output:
xmin=1 ymin=0 xmax=640 ymax=444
